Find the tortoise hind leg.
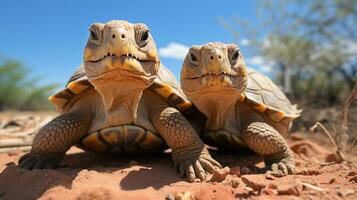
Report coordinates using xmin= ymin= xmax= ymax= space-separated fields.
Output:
xmin=242 ymin=122 xmax=295 ymax=175
xmin=18 ymin=110 xmax=93 ymax=170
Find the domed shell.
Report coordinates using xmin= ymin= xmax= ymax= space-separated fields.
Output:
xmin=148 ymin=64 xmax=192 ymax=113
xmin=238 ymin=68 xmax=301 ymax=122
xmin=49 ymin=64 xmax=192 ymax=113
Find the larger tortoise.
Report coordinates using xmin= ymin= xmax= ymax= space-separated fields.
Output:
xmin=181 ymin=42 xmax=301 ymax=175
xmin=19 ymin=20 xmax=221 ymax=182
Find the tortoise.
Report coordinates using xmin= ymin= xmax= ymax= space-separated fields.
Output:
xmin=180 ymin=42 xmax=301 ymax=175
xmin=18 ymin=20 xmax=221 ymax=182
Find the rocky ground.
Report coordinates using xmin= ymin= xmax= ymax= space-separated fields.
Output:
xmin=0 ymin=112 xmax=356 ymax=200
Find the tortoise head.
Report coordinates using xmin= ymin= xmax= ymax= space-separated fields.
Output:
xmin=83 ymin=20 xmax=160 ymax=86
xmin=181 ymin=42 xmax=247 ymax=99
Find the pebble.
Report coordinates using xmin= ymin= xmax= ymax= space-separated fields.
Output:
xmin=210 ymin=167 xmax=230 ymax=182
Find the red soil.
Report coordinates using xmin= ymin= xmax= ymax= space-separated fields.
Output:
xmin=0 ymin=138 xmax=356 ymax=200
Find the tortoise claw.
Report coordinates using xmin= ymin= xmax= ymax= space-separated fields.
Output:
xmin=172 ymin=147 xmax=222 ymax=182
xmin=268 ymin=161 xmax=295 ymax=177
xmin=18 ymin=152 xmax=64 ymax=170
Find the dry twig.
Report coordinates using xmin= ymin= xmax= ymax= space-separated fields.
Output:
xmin=310 ymin=82 xmax=357 ymax=163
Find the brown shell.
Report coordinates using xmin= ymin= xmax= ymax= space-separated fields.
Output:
xmin=49 ymin=64 xmax=192 ymax=113
xmin=238 ymin=68 xmax=301 ymax=122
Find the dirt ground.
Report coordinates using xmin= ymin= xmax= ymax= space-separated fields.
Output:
xmin=0 ymin=112 xmax=356 ymax=200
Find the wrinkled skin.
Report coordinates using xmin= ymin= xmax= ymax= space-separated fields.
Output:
xmin=180 ymin=42 xmax=295 ymax=176
xmin=18 ymin=20 xmax=221 ymax=182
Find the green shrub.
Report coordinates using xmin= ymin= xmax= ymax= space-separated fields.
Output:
xmin=0 ymin=58 xmax=58 ymax=111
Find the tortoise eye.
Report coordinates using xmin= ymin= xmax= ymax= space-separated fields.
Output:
xmin=134 ymin=23 xmax=151 ymax=47
xmin=141 ymin=30 xmax=149 ymax=42
xmin=90 ymin=30 xmax=98 ymax=40
xmin=189 ymin=52 xmax=200 ymax=66
xmin=190 ymin=53 xmax=197 ymax=61
xmin=232 ymin=51 xmax=239 ymax=60
xmin=229 ymin=48 xmax=240 ymax=65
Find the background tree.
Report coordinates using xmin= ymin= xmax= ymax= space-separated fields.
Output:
xmin=222 ymin=0 xmax=357 ymax=105
xmin=0 ymin=57 xmax=58 ymax=111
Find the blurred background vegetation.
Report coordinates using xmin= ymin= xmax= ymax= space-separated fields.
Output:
xmin=222 ymin=0 xmax=357 ymax=106
xmin=0 ymin=56 xmax=58 ymax=111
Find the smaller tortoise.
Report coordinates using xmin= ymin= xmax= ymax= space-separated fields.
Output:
xmin=19 ymin=20 xmax=221 ymax=182
xmin=181 ymin=42 xmax=301 ymax=175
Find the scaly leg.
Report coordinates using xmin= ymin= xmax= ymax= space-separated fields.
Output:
xmin=19 ymin=111 xmax=93 ymax=169
xmin=152 ymin=107 xmax=222 ymax=182
xmin=242 ymin=122 xmax=295 ymax=175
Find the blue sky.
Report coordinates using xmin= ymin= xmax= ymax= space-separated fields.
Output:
xmin=0 ymin=0 xmax=266 ymax=86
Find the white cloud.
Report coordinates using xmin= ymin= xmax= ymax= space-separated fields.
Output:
xmin=239 ymin=38 xmax=250 ymax=46
xmin=247 ymin=56 xmax=265 ymax=65
xmin=245 ymin=56 xmax=274 ymax=72
xmin=258 ymin=65 xmax=273 ymax=72
xmin=159 ymin=42 xmax=189 ymax=60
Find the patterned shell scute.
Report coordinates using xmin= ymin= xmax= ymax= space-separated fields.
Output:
xmin=149 ymin=64 xmax=192 ymax=113
xmin=49 ymin=64 xmax=92 ymax=113
xmin=244 ymin=68 xmax=301 ymax=121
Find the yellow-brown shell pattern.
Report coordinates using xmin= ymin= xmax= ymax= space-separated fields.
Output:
xmin=238 ymin=68 xmax=302 ymax=122
xmin=78 ymin=124 xmax=166 ymax=153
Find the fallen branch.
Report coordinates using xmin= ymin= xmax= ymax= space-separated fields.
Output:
xmin=0 ymin=139 xmax=32 ymax=148
xmin=0 ymin=146 xmax=31 ymax=153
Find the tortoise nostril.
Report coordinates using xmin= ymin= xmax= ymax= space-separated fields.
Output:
xmin=210 ymin=56 xmax=214 ymax=60
xmin=121 ymin=34 xmax=126 ymax=39
xmin=112 ymin=34 xmax=116 ymax=38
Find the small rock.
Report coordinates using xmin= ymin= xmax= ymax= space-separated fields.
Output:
xmin=223 ymin=177 xmax=240 ymax=188
xmin=347 ymin=171 xmax=357 ymax=176
xmin=244 ymin=186 xmax=254 ymax=193
xmin=262 ymin=185 xmax=278 ymax=195
xmin=329 ymin=178 xmax=336 ymax=184
xmin=241 ymin=167 xmax=251 ymax=174
xmin=349 ymin=176 xmax=357 ymax=183
xmin=174 ymin=191 xmax=194 ymax=200
xmin=165 ymin=193 xmax=175 ymax=200
xmin=210 ymin=167 xmax=230 ymax=182
xmin=276 ymin=178 xmax=303 ymax=196
xmin=265 ymin=171 xmax=277 ymax=180
xmin=337 ymin=189 xmax=355 ymax=197
xmin=229 ymin=167 xmax=241 ymax=176
xmin=241 ymin=175 xmax=268 ymax=191
xmin=296 ymin=169 xmax=322 ymax=175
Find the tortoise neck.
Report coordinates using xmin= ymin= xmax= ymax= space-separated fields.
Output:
xmin=93 ymin=80 xmax=147 ymax=125
xmin=190 ymin=92 xmax=240 ymax=130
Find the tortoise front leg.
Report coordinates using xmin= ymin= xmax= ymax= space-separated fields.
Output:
xmin=19 ymin=110 xmax=93 ymax=169
xmin=152 ymin=107 xmax=222 ymax=182
xmin=242 ymin=122 xmax=295 ymax=175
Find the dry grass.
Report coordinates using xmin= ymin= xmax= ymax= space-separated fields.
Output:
xmin=311 ymin=82 xmax=357 ymax=163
